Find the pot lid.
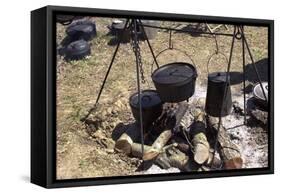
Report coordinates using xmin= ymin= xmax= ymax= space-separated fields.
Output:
xmin=138 ymin=20 xmax=161 ymax=26
xmin=152 ymin=63 xmax=196 ymax=85
xmin=57 ymin=15 xmax=75 ymax=22
xmin=66 ymin=40 xmax=90 ymax=52
xmin=113 ymin=19 xmax=123 ymax=24
xmin=67 ymin=24 xmax=94 ymax=34
xmin=253 ymin=82 xmax=268 ymax=101
xmin=112 ymin=20 xmax=127 ymax=29
xmin=130 ymin=90 xmax=162 ymax=109
xmin=208 ymin=72 xmax=230 ymax=83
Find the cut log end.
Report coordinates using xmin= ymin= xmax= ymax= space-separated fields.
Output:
xmin=114 ymin=140 xmax=132 ymax=154
xmin=194 ymin=144 xmax=210 ymax=164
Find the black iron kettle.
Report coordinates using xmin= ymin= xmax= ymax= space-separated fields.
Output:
xmin=205 ymin=53 xmax=232 ymax=117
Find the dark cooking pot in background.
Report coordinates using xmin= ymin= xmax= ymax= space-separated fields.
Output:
xmin=65 ymin=39 xmax=91 ymax=61
xmin=110 ymin=20 xmax=131 ymax=43
xmin=253 ymin=82 xmax=268 ymax=110
xmin=66 ymin=20 xmax=97 ymax=41
xmin=138 ymin=20 xmax=160 ymax=40
xmin=129 ymin=90 xmax=163 ymax=128
xmin=205 ymin=72 xmax=232 ymax=117
xmin=152 ymin=62 xmax=197 ymax=103
xmin=56 ymin=15 xmax=76 ymax=25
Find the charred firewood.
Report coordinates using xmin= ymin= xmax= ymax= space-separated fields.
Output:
xmin=205 ymin=149 xmax=222 ymax=169
xmin=143 ymin=129 xmax=173 ymax=161
xmin=207 ymin=116 xmax=243 ymax=169
xmin=131 ymin=143 xmax=157 ymax=158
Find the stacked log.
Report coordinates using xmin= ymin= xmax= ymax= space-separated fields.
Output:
xmin=207 ymin=116 xmax=243 ymax=169
xmin=114 ymin=97 xmax=243 ymax=171
xmin=114 ymin=123 xmax=140 ymax=154
xmin=190 ymin=109 xmax=210 ymax=165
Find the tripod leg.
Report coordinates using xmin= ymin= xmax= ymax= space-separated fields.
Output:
xmin=132 ymin=19 xmax=145 ymax=159
xmin=241 ymin=27 xmax=268 ymax=102
xmin=241 ymin=26 xmax=247 ymax=125
xmin=81 ymin=19 xmax=130 ymax=121
xmin=95 ymin=19 xmax=130 ymax=105
xmin=138 ymin=19 xmax=159 ymax=69
xmin=211 ymin=26 xmax=237 ymax=166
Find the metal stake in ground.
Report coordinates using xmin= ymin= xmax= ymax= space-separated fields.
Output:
xmin=211 ymin=26 xmax=237 ymax=166
xmin=132 ymin=19 xmax=145 ymax=159
xmin=241 ymin=25 xmax=247 ymax=125
xmin=81 ymin=19 xmax=130 ymax=121
xmin=137 ymin=19 xmax=159 ymax=69
xmin=240 ymin=26 xmax=268 ymax=102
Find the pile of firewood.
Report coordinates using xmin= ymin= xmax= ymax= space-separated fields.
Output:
xmin=114 ymin=98 xmax=243 ymax=171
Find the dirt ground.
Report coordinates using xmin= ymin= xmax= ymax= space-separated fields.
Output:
xmin=56 ymin=17 xmax=268 ymax=179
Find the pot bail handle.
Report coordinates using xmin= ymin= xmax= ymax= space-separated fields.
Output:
xmin=206 ymin=51 xmax=229 ymax=74
xmin=151 ymin=47 xmax=196 ymax=69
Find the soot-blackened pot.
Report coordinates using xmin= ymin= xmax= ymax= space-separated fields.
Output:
xmin=152 ymin=62 xmax=197 ymax=103
xmin=65 ymin=39 xmax=91 ymax=61
xmin=205 ymin=72 xmax=232 ymax=117
xmin=138 ymin=20 xmax=160 ymax=40
xmin=56 ymin=15 xmax=75 ymax=25
xmin=129 ymin=90 xmax=163 ymax=128
xmin=66 ymin=20 xmax=97 ymax=41
xmin=110 ymin=20 xmax=131 ymax=43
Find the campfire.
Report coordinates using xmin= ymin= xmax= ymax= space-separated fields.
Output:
xmin=114 ymin=96 xmax=245 ymax=172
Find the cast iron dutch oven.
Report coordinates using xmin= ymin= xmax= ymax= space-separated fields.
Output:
xmin=138 ymin=20 xmax=160 ymax=40
xmin=205 ymin=72 xmax=232 ymax=117
xmin=66 ymin=20 xmax=97 ymax=41
xmin=56 ymin=15 xmax=76 ymax=25
xmin=65 ymin=39 xmax=91 ymax=61
xmin=151 ymin=62 xmax=197 ymax=103
xmin=253 ymin=82 xmax=268 ymax=109
xmin=110 ymin=20 xmax=131 ymax=43
xmin=129 ymin=90 xmax=163 ymax=128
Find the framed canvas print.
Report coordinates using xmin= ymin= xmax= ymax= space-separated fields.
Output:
xmin=31 ymin=5 xmax=274 ymax=188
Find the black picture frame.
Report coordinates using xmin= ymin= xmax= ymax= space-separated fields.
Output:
xmin=31 ymin=5 xmax=274 ymax=188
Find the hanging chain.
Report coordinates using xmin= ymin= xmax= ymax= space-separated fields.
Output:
xmin=130 ymin=21 xmax=146 ymax=84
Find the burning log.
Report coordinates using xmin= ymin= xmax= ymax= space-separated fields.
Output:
xmin=143 ymin=129 xmax=173 ymax=160
xmin=152 ymin=146 xmax=189 ymax=171
xmin=167 ymin=146 xmax=189 ymax=171
xmin=207 ymin=116 xmax=243 ymax=169
xmin=190 ymin=109 xmax=210 ymax=165
xmin=131 ymin=143 xmax=156 ymax=158
xmin=132 ymin=142 xmax=178 ymax=159
xmin=171 ymin=136 xmax=190 ymax=154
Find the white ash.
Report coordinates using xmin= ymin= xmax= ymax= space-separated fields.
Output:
xmin=140 ymin=165 xmax=180 ymax=175
xmin=140 ymin=84 xmax=267 ymax=173
xmin=192 ymin=85 xmax=268 ymax=168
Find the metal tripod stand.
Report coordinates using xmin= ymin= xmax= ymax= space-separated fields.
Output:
xmin=82 ymin=19 xmax=268 ymax=166
xmin=82 ymin=19 xmax=160 ymax=158
xmin=211 ymin=25 xmax=268 ymax=166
